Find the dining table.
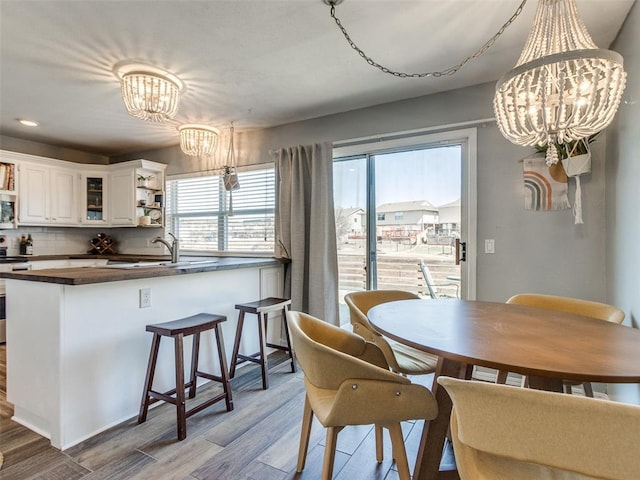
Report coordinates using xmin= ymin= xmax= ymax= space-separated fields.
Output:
xmin=367 ymin=299 xmax=640 ymax=480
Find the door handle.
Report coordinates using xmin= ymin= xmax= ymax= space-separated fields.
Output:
xmin=455 ymin=239 xmax=467 ymax=265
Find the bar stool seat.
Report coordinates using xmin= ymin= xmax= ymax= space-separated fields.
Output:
xmin=138 ymin=313 xmax=234 ymax=441
xmin=229 ymin=297 xmax=296 ymax=389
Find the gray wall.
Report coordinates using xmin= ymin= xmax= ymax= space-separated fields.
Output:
xmin=0 ymin=135 xmax=108 ymax=164
xmin=607 ymin=1 xmax=640 ymax=404
xmin=119 ymin=81 xmax=608 ymax=304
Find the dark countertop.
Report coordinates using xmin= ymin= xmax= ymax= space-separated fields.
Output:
xmin=0 ymin=256 xmax=285 ymax=286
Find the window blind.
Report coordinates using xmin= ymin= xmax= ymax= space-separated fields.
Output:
xmin=166 ymin=167 xmax=275 ymax=253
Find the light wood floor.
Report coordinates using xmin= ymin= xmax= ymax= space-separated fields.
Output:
xmin=0 ymin=345 xmax=445 ymax=479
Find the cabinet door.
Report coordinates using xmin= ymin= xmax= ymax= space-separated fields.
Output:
xmin=18 ymin=163 xmax=49 ymax=224
xmin=109 ymin=169 xmax=135 ymax=225
xmin=50 ymin=168 xmax=79 ymax=225
xmin=81 ymin=173 xmax=108 ymax=224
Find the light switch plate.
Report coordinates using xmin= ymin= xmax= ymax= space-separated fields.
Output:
xmin=484 ymin=239 xmax=495 ymax=254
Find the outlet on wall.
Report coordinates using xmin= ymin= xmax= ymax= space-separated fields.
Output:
xmin=139 ymin=288 xmax=151 ymax=308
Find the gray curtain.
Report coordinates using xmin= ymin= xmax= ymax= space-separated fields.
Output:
xmin=275 ymin=142 xmax=340 ymax=326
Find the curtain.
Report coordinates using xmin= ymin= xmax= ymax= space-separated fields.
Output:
xmin=275 ymin=142 xmax=340 ymax=326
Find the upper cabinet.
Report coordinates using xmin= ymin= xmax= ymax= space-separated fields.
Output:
xmin=110 ymin=160 xmax=166 ymax=227
xmin=19 ymin=162 xmax=79 ymax=226
xmin=0 ymin=151 xmax=167 ymax=229
xmin=81 ymin=172 xmax=108 ymax=225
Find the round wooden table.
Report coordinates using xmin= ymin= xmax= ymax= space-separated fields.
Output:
xmin=368 ymin=299 xmax=640 ymax=480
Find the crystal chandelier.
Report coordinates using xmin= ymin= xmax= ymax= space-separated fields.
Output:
xmin=179 ymin=124 xmax=220 ymax=157
xmin=114 ymin=63 xmax=184 ymax=122
xmin=494 ymin=0 xmax=626 ymax=165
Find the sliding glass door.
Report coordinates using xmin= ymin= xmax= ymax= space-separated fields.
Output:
xmin=334 ymin=129 xmax=476 ymax=324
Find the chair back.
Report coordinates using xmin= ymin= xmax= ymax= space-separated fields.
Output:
xmin=345 ymin=290 xmax=420 ymax=333
xmin=507 ymin=293 xmax=624 ymax=324
xmin=419 ymin=261 xmax=439 ymax=299
xmin=286 ymin=311 xmax=400 ymax=391
xmin=438 ymin=377 xmax=640 ymax=480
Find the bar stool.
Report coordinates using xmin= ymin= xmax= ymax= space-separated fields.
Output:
xmin=229 ymin=297 xmax=296 ymax=389
xmin=138 ymin=313 xmax=234 ymax=441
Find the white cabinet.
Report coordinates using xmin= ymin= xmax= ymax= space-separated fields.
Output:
xmin=109 ymin=160 xmax=166 ymax=227
xmin=19 ymin=163 xmax=78 ymax=226
xmin=80 ymin=172 xmax=108 ymax=225
xmin=109 ymin=168 xmax=136 ymax=225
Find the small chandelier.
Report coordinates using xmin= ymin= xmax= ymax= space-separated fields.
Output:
xmin=179 ymin=124 xmax=220 ymax=157
xmin=494 ymin=0 xmax=626 ymax=164
xmin=114 ymin=62 xmax=184 ymax=122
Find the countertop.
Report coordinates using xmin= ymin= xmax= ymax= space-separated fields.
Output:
xmin=0 ymin=256 xmax=285 ymax=285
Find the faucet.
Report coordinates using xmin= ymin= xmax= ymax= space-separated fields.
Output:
xmin=152 ymin=232 xmax=179 ymax=263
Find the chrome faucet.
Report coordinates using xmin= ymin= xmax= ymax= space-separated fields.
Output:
xmin=152 ymin=233 xmax=179 ymax=263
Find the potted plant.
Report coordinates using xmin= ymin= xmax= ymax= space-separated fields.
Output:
xmin=137 ymin=174 xmax=154 ymax=188
xmin=535 ymin=133 xmax=598 ymax=225
xmin=138 ymin=207 xmax=151 ymax=226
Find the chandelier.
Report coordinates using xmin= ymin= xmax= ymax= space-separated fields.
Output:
xmin=114 ymin=63 xmax=184 ymax=122
xmin=494 ymin=0 xmax=626 ymax=165
xmin=179 ymin=124 xmax=220 ymax=157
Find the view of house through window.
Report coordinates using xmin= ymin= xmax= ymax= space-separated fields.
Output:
xmin=334 ymin=144 xmax=462 ymax=324
xmin=165 ymin=167 xmax=275 ymax=253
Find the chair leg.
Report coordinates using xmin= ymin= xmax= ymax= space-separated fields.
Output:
xmin=282 ymin=305 xmax=297 ymax=373
xmin=322 ymin=426 xmax=342 ymax=480
xmin=174 ymin=333 xmax=187 ymax=441
xmin=258 ymin=312 xmax=269 ymax=389
xmin=188 ymin=332 xmax=200 ymax=399
xmin=388 ymin=423 xmax=411 ymax=480
xmin=582 ymin=382 xmax=594 ymax=397
xmin=496 ymin=370 xmax=509 ymax=384
xmin=564 ymin=383 xmax=573 ymax=394
xmin=229 ymin=310 xmax=245 ymax=378
xmin=138 ymin=333 xmax=161 ymax=424
xmin=297 ymin=395 xmax=314 ymax=473
xmin=375 ymin=424 xmax=383 ymax=463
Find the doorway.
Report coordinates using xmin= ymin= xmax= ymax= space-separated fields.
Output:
xmin=333 ymin=128 xmax=477 ymax=324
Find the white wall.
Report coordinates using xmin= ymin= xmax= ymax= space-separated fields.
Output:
xmin=607 ymin=0 xmax=640 ymax=404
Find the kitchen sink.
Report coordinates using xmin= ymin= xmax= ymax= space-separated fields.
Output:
xmin=103 ymin=259 xmax=219 ymax=269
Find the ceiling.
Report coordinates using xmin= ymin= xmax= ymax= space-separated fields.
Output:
xmin=0 ymin=0 xmax=634 ymax=157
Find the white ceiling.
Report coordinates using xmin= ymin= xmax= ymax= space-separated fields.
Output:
xmin=0 ymin=0 xmax=634 ymax=156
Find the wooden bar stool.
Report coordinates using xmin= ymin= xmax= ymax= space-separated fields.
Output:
xmin=138 ymin=313 xmax=234 ymax=441
xmin=229 ymin=297 xmax=296 ymax=389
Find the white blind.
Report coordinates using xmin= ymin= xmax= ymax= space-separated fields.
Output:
xmin=166 ymin=167 xmax=275 ymax=253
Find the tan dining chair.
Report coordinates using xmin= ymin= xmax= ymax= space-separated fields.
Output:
xmin=344 ymin=290 xmax=439 ymax=376
xmin=438 ymin=376 xmax=640 ymax=480
xmin=287 ymin=310 xmax=438 ymax=480
xmin=496 ymin=293 xmax=625 ymax=396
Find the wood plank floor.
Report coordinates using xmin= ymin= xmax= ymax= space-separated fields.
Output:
xmin=0 ymin=345 xmax=445 ymax=479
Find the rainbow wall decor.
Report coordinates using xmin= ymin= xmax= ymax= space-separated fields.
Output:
xmin=523 ymin=158 xmax=570 ymax=211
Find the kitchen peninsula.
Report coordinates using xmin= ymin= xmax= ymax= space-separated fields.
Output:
xmin=2 ymin=257 xmax=285 ymax=450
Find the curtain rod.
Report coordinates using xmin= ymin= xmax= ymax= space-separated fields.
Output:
xmin=333 ymin=118 xmax=496 ymax=149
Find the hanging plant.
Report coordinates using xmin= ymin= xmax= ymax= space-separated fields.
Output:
xmin=535 ymin=133 xmax=599 ymax=164
xmin=534 ymin=133 xmax=599 ymax=225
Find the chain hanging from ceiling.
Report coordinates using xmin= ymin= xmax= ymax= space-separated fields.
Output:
xmin=324 ymin=0 xmax=529 ymax=78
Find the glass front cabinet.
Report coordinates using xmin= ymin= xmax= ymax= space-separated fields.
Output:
xmin=81 ymin=173 xmax=108 ymax=224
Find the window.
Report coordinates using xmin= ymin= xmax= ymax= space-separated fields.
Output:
xmin=166 ymin=166 xmax=275 ymax=253
xmin=377 ymin=213 xmax=385 ymax=221
xmin=394 ymin=212 xmax=403 ymax=221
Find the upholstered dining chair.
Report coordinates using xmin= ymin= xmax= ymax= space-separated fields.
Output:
xmin=438 ymin=376 xmax=640 ymax=480
xmin=344 ymin=290 xmax=439 ymax=376
xmin=287 ymin=310 xmax=438 ymax=480
xmin=496 ymin=293 xmax=625 ymax=396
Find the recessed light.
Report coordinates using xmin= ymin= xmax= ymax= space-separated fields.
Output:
xmin=18 ymin=119 xmax=39 ymax=127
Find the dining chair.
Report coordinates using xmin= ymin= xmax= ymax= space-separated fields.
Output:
xmin=344 ymin=290 xmax=439 ymax=376
xmin=496 ymin=293 xmax=625 ymax=396
xmin=419 ymin=260 xmax=459 ymax=299
xmin=287 ymin=310 xmax=438 ymax=480
xmin=438 ymin=376 xmax=640 ymax=480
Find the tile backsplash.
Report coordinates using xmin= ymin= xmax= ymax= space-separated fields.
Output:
xmin=0 ymin=227 xmax=167 ymax=256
